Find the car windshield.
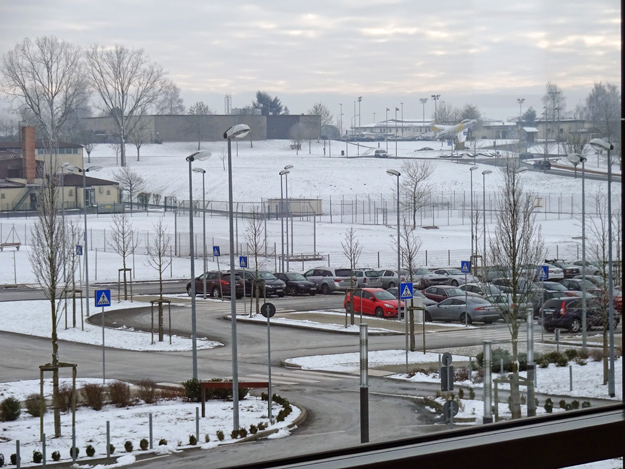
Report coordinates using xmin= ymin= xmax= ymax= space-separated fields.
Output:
xmin=487 ymin=295 xmax=508 ymax=303
xmin=414 ymin=268 xmax=430 ymax=275
xmin=447 ymin=288 xmax=465 ymax=296
xmin=446 ymin=269 xmax=463 ymax=275
xmin=286 ymin=273 xmax=306 ymax=281
xmin=373 ymin=290 xmax=398 ymax=301
xmin=365 ymin=271 xmax=381 ymax=277
xmin=258 ymin=272 xmax=277 ymax=280
xmin=544 ymin=282 xmax=567 ymax=291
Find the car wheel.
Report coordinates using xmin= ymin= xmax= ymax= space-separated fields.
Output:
xmin=286 ymin=285 xmax=297 ymax=296
xmin=451 ymin=280 xmax=459 ymax=287
xmin=425 ymin=311 xmax=432 ymax=322
xmin=211 ymin=287 xmax=221 ymax=298
xmin=277 ymin=292 xmax=285 ymax=298
xmin=483 ymin=319 xmax=494 ymax=324
xmin=569 ymin=318 xmax=582 ymax=333
xmin=388 ymin=281 xmax=396 ymax=289
xmin=544 ymin=326 xmax=555 ymax=333
xmin=460 ymin=312 xmax=472 ymax=325
xmin=321 ymin=283 xmax=330 ymax=295
xmin=375 ymin=307 xmax=384 ymax=318
xmin=310 ymin=292 xmax=316 ymax=296
xmin=186 ymin=286 xmax=193 ymax=297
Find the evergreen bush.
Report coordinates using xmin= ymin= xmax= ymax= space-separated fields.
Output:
xmin=249 ymin=424 xmax=258 ymax=435
xmin=86 ymin=444 xmax=95 ymax=457
xmin=582 ymin=401 xmax=591 ymax=408
xmin=159 ymin=439 xmax=167 ymax=446
xmin=216 ymin=430 xmax=225 ymax=441
xmin=32 ymin=450 xmax=43 ymax=463
xmin=109 ymin=444 xmax=115 ymax=454
xmin=189 ymin=435 xmax=197 ymax=445
xmin=25 ymin=393 xmax=46 ymax=417
xmin=544 ymin=398 xmax=553 ymax=413
xmin=239 ymin=428 xmax=247 ymax=438
xmin=230 ymin=429 xmax=239 ymax=439
xmin=51 ymin=451 xmax=60 ymax=461
xmin=140 ymin=439 xmax=148 ymax=450
xmin=181 ymin=378 xmax=201 ymax=402
xmin=0 ymin=397 xmax=21 ymax=422
xmin=204 ymin=434 xmax=210 ymax=443
xmin=124 ymin=441 xmax=133 ymax=452
xmin=10 ymin=454 xmax=17 ymax=465
xmin=69 ymin=446 xmax=80 ymax=459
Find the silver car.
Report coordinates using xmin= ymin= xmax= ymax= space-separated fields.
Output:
xmin=425 ymin=296 xmax=501 ymax=324
xmin=303 ymin=267 xmax=356 ymax=294
xmin=431 ymin=268 xmax=479 ymax=286
xmin=353 ymin=269 xmax=384 ymax=288
xmin=412 ymin=268 xmax=449 ymax=289
xmin=375 ymin=268 xmax=410 ymax=289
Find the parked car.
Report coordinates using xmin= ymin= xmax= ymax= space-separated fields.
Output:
xmin=430 ymin=268 xmax=479 ymax=286
xmin=485 ymin=294 xmax=532 ymax=319
xmin=232 ymin=270 xmax=286 ymax=297
xmin=186 ymin=271 xmax=244 ymax=299
xmin=539 ymin=281 xmax=571 ymax=293
xmin=574 ymin=275 xmax=606 ymax=288
xmin=559 ymin=278 xmax=603 ymax=295
xmin=422 ymin=285 xmax=473 ymax=303
xmin=483 ymin=265 xmax=513 ymax=281
xmin=424 ymin=297 xmax=501 ymax=324
xmin=531 ymin=290 xmax=568 ymax=318
xmin=344 ymin=288 xmax=403 ymax=318
xmin=572 ymin=260 xmax=602 ymax=276
xmin=374 ymin=149 xmax=388 ymax=158
xmin=273 ymin=272 xmax=317 ymax=296
xmin=460 ymin=283 xmax=502 ymax=298
xmin=386 ymin=287 xmax=437 ymax=307
xmin=491 ymin=277 xmax=540 ymax=295
xmin=303 ymin=267 xmax=356 ymax=294
xmin=352 ymin=269 xmax=384 ymax=288
xmin=545 ymin=259 xmax=581 ymax=278
xmin=375 ymin=268 xmax=409 ymax=289
xmin=412 ymin=268 xmax=450 ymax=288
xmin=533 ymin=160 xmax=551 ymax=170
xmin=541 ymin=297 xmax=621 ymax=333
xmin=520 ymin=264 xmax=564 ymax=280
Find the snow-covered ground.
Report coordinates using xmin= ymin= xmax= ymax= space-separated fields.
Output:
xmin=0 ymin=139 xmax=621 ymax=467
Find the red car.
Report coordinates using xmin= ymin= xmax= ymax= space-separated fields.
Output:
xmin=344 ymin=288 xmax=404 ymax=318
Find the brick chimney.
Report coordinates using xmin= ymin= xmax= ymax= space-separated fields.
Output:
xmin=21 ymin=126 xmax=36 ymax=183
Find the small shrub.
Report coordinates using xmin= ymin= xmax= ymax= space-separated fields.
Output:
xmin=0 ymin=397 xmax=21 ymax=422
xmin=458 ymin=388 xmax=464 ymax=399
xmin=258 ymin=422 xmax=267 ymax=431
xmin=108 ymin=381 xmax=132 ymax=407
xmin=555 ymin=355 xmax=569 ymax=367
xmin=55 ymin=384 xmax=74 ymax=412
xmin=204 ymin=434 xmax=210 ymax=443
xmin=159 ymin=387 xmax=184 ymax=400
xmin=582 ymin=401 xmax=592 ymax=408
xmin=140 ymin=439 xmax=148 ymax=451
xmin=81 ymin=384 xmax=104 ymax=411
xmin=189 ymin=435 xmax=197 ymax=446
xmin=0 ymin=453 xmax=4 ymax=467
xmin=158 ymin=439 xmax=167 ymax=446
xmin=538 ymin=358 xmax=550 ymax=368
xmin=230 ymin=429 xmax=239 ymax=439
xmin=544 ymin=398 xmax=553 ymax=413
xmin=10 ymin=454 xmax=17 ymax=465
xmin=469 ymin=388 xmax=476 ymax=400
xmin=571 ymin=400 xmax=580 ymax=410
xmin=261 ymin=392 xmax=268 ymax=401
xmin=138 ymin=379 xmax=157 ymax=404
xmin=455 ymin=367 xmax=469 ymax=382
xmin=565 ymin=403 xmax=573 ymax=411
xmin=70 ymin=446 xmax=80 ymax=459
xmin=589 ymin=349 xmax=603 ymax=362
xmin=181 ymin=378 xmax=201 ymax=402
xmin=33 ymin=450 xmax=43 ymax=463
xmin=124 ymin=441 xmax=133 ymax=453
xmin=564 ymin=349 xmax=578 ymax=360
xmin=574 ymin=357 xmax=587 ymax=366
xmin=559 ymin=399 xmax=567 ymax=409
xmin=578 ymin=348 xmax=590 ymax=360
xmin=86 ymin=444 xmax=95 ymax=457
xmin=216 ymin=430 xmax=225 ymax=441
xmin=25 ymin=393 xmax=46 ymax=417
xmin=249 ymin=424 xmax=258 ymax=435
xmin=109 ymin=444 xmax=115 ymax=454
xmin=239 ymin=428 xmax=248 ymax=438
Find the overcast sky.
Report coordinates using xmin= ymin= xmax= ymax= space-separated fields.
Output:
xmin=1 ymin=1 xmax=621 ymax=122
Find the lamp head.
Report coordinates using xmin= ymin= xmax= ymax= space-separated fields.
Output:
xmin=86 ymin=165 xmax=103 ymax=172
xmin=192 ymin=167 xmax=206 ymax=174
xmin=482 ymin=170 xmax=492 ymax=175
xmin=589 ymin=138 xmax=613 ymax=152
xmin=224 ymin=124 xmax=251 ymax=140
xmin=469 ymin=165 xmax=479 ymax=171
xmin=567 ymin=153 xmax=586 ymax=165
xmin=62 ymin=163 xmax=78 ymax=172
xmin=386 ymin=169 xmax=400 ymax=177
xmin=279 ymin=169 xmax=290 ymax=176
xmin=284 ymin=164 xmax=294 ymax=170
xmin=186 ymin=150 xmax=212 ymax=162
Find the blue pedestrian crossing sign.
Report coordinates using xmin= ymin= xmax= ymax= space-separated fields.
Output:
xmin=213 ymin=246 xmax=220 ymax=257
xmin=239 ymin=256 xmax=248 ymax=268
xmin=460 ymin=261 xmax=471 ymax=274
xmin=400 ymin=282 xmax=413 ymax=300
xmin=538 ymin=265 xmax=549 ymax=281
xmin=95 ymin=289 xmax=111 ymax=308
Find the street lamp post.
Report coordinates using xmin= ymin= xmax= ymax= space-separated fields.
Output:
xmin=279 ymin=168 xmax=291 ymax=272
xmin=469 ymin=166 xmax=479 ymax=275
xmin=517 ymin=98 xmax=525 ymax=121
xmin=431 ymin=95 xmax=440 ymax=123
xmin=186 ymin=151 xmax=212 ymax=380
xmin=420 ymin=98 xmax=428 ymax=137
xmin=339 ymin=103 xmax=343 ymax=137
xmin=192 ymin=167 xmax=208 ymax=299
xmin=386 ymin=169 xmax=401 ymax=301
xmin=358 ymin=96 xmax=362 ymax=129
xmin=394 ymin=107 xmax=399 ymax=157
xmin=481 ymin=170 xmax=492 ymax=271
xmin=589 ymin=138 xmax=616 ymax=397
xmin=385 ymin=108 xmax=389 ymax=152
xmin=567 ymin=150 xmax=588 ymax=348
xmin=223 ymin=124 xmax=251 ymax=431
xmin=76 ymin=165 xmax=103 ymax=318
xmin=400 ymin=102 xmax=404 ymax=138
xmin=284 ymin=166 xmax=293 ymax=271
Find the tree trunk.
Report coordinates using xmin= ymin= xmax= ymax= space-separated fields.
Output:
xmin=509 ymin=336 xmax=522 ymax=419
xmin=51 ymin=302 xmax=61 ymax=437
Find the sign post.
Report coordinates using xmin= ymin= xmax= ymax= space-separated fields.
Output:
xmin=260 ymin=302 xmax=275 ymax=421
xmin=400 ymin=283 xmax=413 ymax=375
xmin=538 ymin=266 xmax=548 ymax=341
xmin=461 ymin=261 xmax=471 ymax=326
xmin=95 ymin=289 xmax=111 ymax=384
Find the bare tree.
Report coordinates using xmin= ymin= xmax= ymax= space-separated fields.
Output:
xmin=400 ymin=159 xmax=433 ymax=229
xmin=129 ymin=119 xmax=151 ymax=161
xmin=433 ymin=100 xmax=457 ymax=124
xmin=1 ymin=36 xmax=89 ymax=146
xmin=108 ymin=213 xmax=140 ymax=300
xmin=113 ymin=166 xmax=146 ymax=212
xmin=307 ymin=102 xmax=333 ymax=127
xmin=65 ymin=219 xmax=83 ymax=329
xmin=341 ymin=227 xmax=362 ymax=326
xmin=289 ymin=123 xmax=306 ymax=155
xmin=27 ymin=158 xmax=72 ymax=437
xmin=145 ymin=219 xmax=172 ymax=341
xmin=154 ymin=80 xmax=185 ymax=115
xmin=244 ymin=208 xmax=266 ymax=316
xmin=85 ymin=44 xmax=166 ymax=166
xmin=187 ymin=101 xmax=213 ymax=150
xmin=488 ymin=159 xmax=544 ymax=420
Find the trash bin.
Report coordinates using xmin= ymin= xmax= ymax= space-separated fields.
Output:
xmin=341 ymin=150 xmax=345 ymax=156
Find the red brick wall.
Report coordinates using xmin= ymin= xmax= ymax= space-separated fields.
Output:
xmin=21 ymin=126 xmax=36 ymax=182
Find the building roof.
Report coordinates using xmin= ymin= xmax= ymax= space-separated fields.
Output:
xmin=0 ymin=178 xmax=26 ymax=189
xmin=61 ymin=174 xmax=119 ymax=187
xmin=522 ymin=127 xmax=539 ymax=133
xmin=0 ymin=140 xmax=83 ymax=151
